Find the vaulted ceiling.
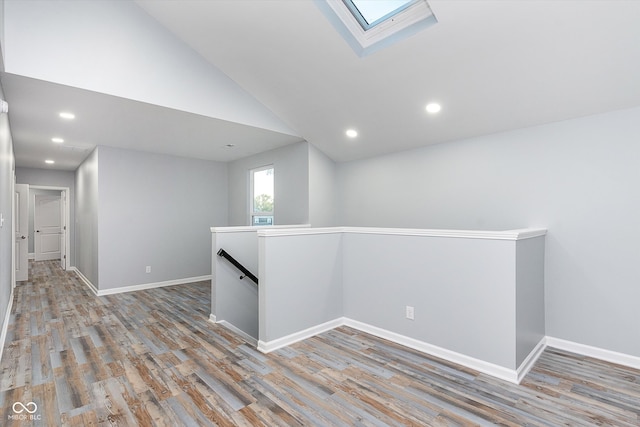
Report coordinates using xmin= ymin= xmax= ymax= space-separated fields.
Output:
xmin=2 ymin=0 xmax=640 ymax=170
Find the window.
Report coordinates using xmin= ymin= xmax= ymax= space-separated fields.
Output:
xmin=250 ymin=166 xmax=274 ymax=226
xmin=345 ymin=0 xmax=416 ymax=30
xmin=316 ymin=0 xmax=437 ymax=57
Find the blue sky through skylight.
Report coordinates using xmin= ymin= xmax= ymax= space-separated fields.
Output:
xmin=350 ymin=0 xmax=414 ymax=26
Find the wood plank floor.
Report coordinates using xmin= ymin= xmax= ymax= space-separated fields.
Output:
xmin=1 ymin=261 xmax=639 ymax=426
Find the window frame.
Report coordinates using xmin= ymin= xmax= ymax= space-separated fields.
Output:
xmin=316 ymin=0 xmax=437 ymax=57
xmin=343 ymin=0 xmax=419 ymax=31
xmin=249 ymin=165 xmax=275 ymax=226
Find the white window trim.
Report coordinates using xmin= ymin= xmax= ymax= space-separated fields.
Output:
xmin=249 ymin=165 xmax=274 ymax=226
xmin=316 ymin=0 xmax=437 ymax=57
xmin=344 ymin=0 xmax=419 ymax=31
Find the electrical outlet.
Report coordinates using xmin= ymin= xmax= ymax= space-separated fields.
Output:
xmin=145 ymin=266 xmax=151 ymax=273
xmin=406 ymin=305 xmax=414 ymax=320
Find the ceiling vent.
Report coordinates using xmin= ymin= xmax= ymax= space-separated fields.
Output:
xmin=315 ymin=0 xmax=437 ymax=57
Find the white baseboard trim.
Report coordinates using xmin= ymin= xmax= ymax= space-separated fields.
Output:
xmin=70 ymin=267 xmax=99 ymax=296
xmin=210 ymin=317 xmax=258 ymax=347
xmin=258 ymin=317 xmax=344 ymax=354
xmin=209 ymin=314 xmax=217 ymax=323
xmin=0 ymin=287 xmax=15 ymax=365
xmin=545 ymin=336 xmax=640 ymax=371
xmin=95 ymin=275 xmax=212 ymax=296
xmin=515 ymin=337 xmax=547 ymax=383
xmin=343 ymin=318 xmax=523 ymax=384
xmin=69 ymin=267 xmax=211 ymax=297
xmin=255 ymin=316 xmax=550 ymax=384
xmin=28 ymin=253 xmax=35 ymax=260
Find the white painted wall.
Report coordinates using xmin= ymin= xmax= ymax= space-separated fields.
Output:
xmin=3 ymin=0 xmax=296 ymax=135
xmin=337 ymin=106 xmax=640 ymax=357
xmin=97 ymin=146 xmax=227 ymax=290
xmin=227 ymin=142 xmax=309 ymax=226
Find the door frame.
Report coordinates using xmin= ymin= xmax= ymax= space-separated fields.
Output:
xmin=29 ymin=185 xmax=71 ymax=270
xmin=14 ymin=183 xmax=30 ymax=282
xmin=11 ymin=173 xmax=16 ymax=289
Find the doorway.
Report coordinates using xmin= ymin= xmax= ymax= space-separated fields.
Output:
xmin=33 ymin=191 xmax=63 ymax=261
xmin=14 ymin=184 xmax=70 ymax=283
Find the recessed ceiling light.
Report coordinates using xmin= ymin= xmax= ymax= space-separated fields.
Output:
xmin=52 ymin=137 xmax=64 ymax=143
xmin=59 ymin=112 xmax=75 ymax=120
xmin=225 ymin=144 xmax=235 ymax=148
xmin=45 ymin=159 xmax=55 ymax=164
xmin=425 ymin=103 xmax=442 ymax=114
xmin=346 ymin=129 xmax=358 ymax=138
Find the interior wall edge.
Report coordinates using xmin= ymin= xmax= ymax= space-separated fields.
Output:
xmin=69 ymin=266 xmax=98 ymax=296
xmin=0 ymin=286 xmax=14 ymax=366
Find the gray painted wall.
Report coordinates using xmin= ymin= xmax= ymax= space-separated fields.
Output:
xmin=256 ymin=228 xmax=544 ymax=371
xmin=75 ymin=148 xmax=99 ymax=286
xmin=227 ymin=142 xmax=309 ymax=226
xmin=0 ymin=81 xmax=15 ymax=354
xmin=15 ymin=167 xmax=76 ymax=265
xmin=97 ymin=146 xmax=227 ymax=290
xmin=259 ymin=232 xmax=343 ymax=342
xmin=516 ymin=236 xmax=546 ymax=366
xmin=343 ymin=233 xmax=518 ymax=368
xmin=0 ymin=0 xmax=5 ymax=69
xmin=308 ymin=144 xmax=337 ymax=227
xmin=337 ymin=106 xmax=640 ymax=357
xmin=212 ymin=230 xmax=260 ymax=339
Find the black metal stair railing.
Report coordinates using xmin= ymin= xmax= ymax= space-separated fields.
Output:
xmin=216 ymin=249 xmax=259 ymax=285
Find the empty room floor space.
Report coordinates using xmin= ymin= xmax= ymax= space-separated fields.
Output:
xmin=1 ymin=261 xmax=639 ymax=426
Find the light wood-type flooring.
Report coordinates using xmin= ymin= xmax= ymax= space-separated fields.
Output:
xmin=1 ymin=261 xmax=639 ymax=426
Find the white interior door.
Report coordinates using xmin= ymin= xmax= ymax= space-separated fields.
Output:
xmin=15 ymin=184 xmax=29 ymax=281
xmin=34 ymin=195 xmax=62 ymax=261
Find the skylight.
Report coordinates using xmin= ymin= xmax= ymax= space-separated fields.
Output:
xmin=316 ymin=0 xmax=437 ymax=57
xmin=345 ymin=0 xmax=416 ymax=30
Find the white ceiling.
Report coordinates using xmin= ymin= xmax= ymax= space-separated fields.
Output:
xmin=2 ymin=74 xmax=303 ymax=170
xmin=4 ymin=0 xmax=640 ymax=170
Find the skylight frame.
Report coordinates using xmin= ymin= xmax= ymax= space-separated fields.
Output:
xmin=343 ymin=0 xmax=420 ymax=31
xmin=315 ymin=0 xmax=437 ymax=57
